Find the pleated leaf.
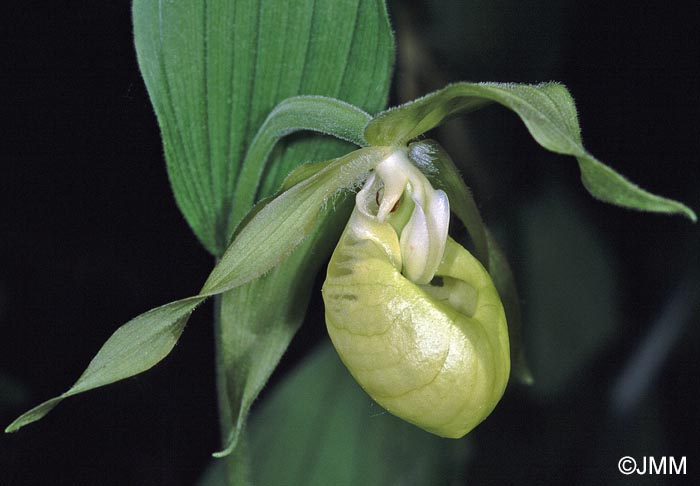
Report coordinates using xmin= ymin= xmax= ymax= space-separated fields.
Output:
xmin=365 ymin=82 xmax=696 ymax=221
xmin=133 ymin=0 xmax=395 ymax=256
xmin=247 ymin=343 xmax=466 ymax=486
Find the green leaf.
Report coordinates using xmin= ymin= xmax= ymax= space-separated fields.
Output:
xmin=365 ymin=82 xmax=696 ymax=221
xmin=133 ymin=0 xmax=395 ymax=256
xmin=248 ymin=343 xmax=468 ymax=485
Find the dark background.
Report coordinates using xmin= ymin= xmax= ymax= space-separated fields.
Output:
xmin=1 ymin=1 xmax=698 ymax=484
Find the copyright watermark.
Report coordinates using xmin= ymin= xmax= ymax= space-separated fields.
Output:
xmin=618 ymin=456 xmax=686 ymax=475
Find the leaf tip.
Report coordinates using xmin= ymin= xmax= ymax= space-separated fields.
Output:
xmin=660 ymin=201 xmax=696 ymax=223
xmin=211 ymin=428 xmax=238 ymax=458
xmin=4 ymin=397 xmax=62 ymax=434
xmin=5 ymin=409 xmax=40 ymax=433
xmin=683 ymin=207 xmax=697 ymax=223
xmin=514 ymin=362 xmax=535 ymax=386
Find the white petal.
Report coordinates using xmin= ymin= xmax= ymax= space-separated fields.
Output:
xmin=400 ymin=203 xmax=431 ymax=284
xmin=425 ymin=189 xmax=450 ymax=277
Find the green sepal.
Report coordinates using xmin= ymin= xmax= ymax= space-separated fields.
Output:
xmin=229 ymin=96 xmax=372 ymax=231
xmin=227 ymin=158 xmax=336 ymax=246
xmin=203 ymin=148 xmax=388 ymax=293
xmin=365 ymin=82 xmax=696 ymax=221
xmin=5 ymin=297 xmax=201 ymax=433
xmin=5 ymin=148 xmax=388 ymax=434
xmin=486 ymin=230 xmax=533 ymax=385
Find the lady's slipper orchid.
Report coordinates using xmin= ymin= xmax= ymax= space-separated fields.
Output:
xmin=323 ymin=149 xmax=510 ymax=438
xmin=7 ymin=82 xmax=693 ymax=455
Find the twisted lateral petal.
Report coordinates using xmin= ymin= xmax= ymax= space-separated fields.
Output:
xmin=398 ymin=187 xmax=450 ymax=284
xmin=400 ymin=202 xmax=431 ymax=283
xmin=419 ymin=188 xmax=450 ymax=284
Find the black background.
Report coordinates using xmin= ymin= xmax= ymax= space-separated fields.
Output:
xmin=1 ymin=1 xmax=698 ymax=485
